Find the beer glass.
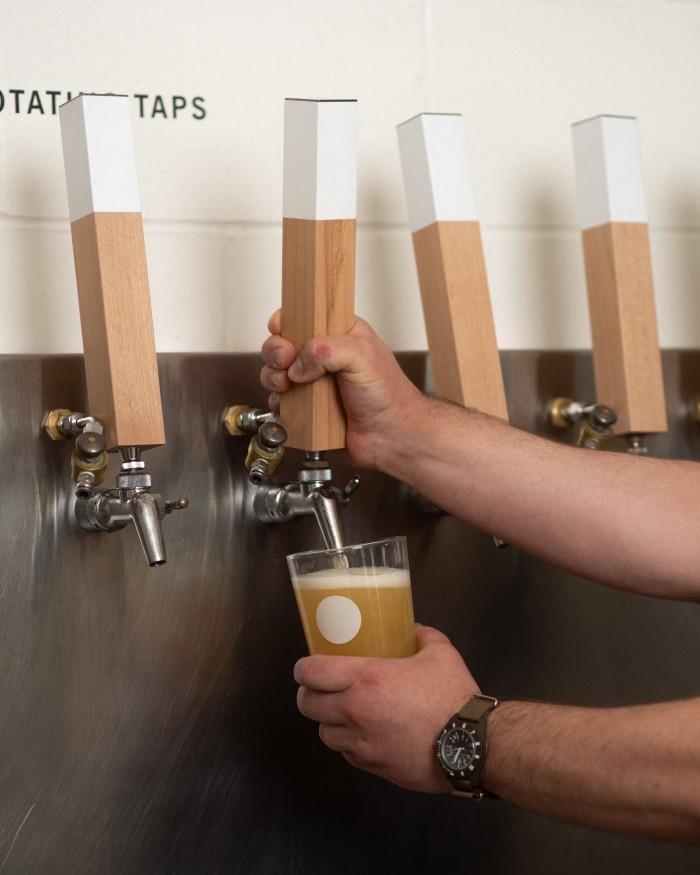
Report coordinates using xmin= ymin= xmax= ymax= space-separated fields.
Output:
xmin=287 ymin=536 xmax=416 ymax=657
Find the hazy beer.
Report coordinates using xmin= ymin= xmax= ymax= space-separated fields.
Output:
xmin=287 ymin=537 xmax=417 ymax=657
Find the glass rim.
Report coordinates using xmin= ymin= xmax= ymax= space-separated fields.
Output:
xmin=286 ymin=534 xmax=406 ymax=563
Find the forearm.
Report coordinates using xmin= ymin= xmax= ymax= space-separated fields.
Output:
xmin=481 ymin=698 xmax=700 ymax=844
xmin=372 ymin=394 xmax=700 ymax=601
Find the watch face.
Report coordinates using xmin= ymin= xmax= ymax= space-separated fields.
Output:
xmin=438 ymin=724 xmax=480 ymax=776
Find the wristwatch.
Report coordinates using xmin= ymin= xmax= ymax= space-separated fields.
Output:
xmin=436 ymin=693 xmax=499 ymax=800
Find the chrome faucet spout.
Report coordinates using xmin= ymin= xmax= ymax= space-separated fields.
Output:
xmin=45 ymin=413 xmax=187 ymax=566
xmin=128 ymin=492 xmax=167 ymax=567
xmin=230 ymin=406 xmax=359 ymax=541
xmin=310 ymin=487 xmax=346 ymax=549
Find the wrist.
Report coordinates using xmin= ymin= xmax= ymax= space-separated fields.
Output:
xmin=371 ymin=390 xmax=440 ymax=478
xmin=479 ymin=699 xmax=537 ymax=799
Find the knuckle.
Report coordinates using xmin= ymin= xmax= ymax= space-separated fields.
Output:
xmin=343 ymin=694 xmax=371 ymax=728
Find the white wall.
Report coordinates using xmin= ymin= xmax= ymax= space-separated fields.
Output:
xmin=1 ymin=0 xmax=700 ymax=354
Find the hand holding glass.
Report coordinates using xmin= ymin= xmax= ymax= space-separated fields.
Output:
xmin=287 ymin=536 xmax=417 ymax=657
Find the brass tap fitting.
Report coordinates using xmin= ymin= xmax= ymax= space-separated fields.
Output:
xmin=576 ymin=405 xmax=616 ymax=450
xmin=547 ymin=397 xmax=617 ymax=450
xmin=223 ymin=405 xmax=251 ymax=437
xmin=71 ymin=430 xmax=109 ymax=498
xmin=245 ymin=420 xmax=287 ymax=485
xmin=42 ymin=408 xmax=73 ymax=441
xmin=546 ymin=397 xmax=575 ymax=429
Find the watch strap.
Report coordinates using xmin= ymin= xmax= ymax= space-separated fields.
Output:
xmin=456 ymin=693 xmax=498 ymax=723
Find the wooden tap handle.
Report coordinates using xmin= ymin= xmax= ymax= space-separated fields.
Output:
xmin=59 ymin=94 xmax=165 ymax=452
xmin=572 ymin=115 xmax=667 ymax=436
xmin=397 ymin=113 xmax=508 ymax=421
xmin=279 ymin=99 xmax=357 ymax=452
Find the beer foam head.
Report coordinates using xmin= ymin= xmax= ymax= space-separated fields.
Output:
xmin=292 ymin=565 xmax=410 ymax=590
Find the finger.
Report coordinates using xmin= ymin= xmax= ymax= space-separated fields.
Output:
xmin=285 ymin=316 xmax=393 ymax=384
xmin=297 ymin=686 xmax=348 ymax=725
xmin=287 ymin=340 xmax=336 ymax=383
xmin=260 ymin=363 xmax=291 ymax=393
xmin=288 ymin=333 xmax=367 ymax=384
xmin=261 ymin=334 xmax=296 ymax=370
xmin=294 ymin=655 xmax=363 ymax=691
xmin=318 ymin=723 xmax=358 ymax=754
xmin=267 ymin=309 xmax=282 ymax=334
xmin=267 ymin=391 xmax=280 ymax=414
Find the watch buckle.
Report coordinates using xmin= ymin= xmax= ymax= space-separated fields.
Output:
xmin=451 ymin=787 xmax=498 ymax=801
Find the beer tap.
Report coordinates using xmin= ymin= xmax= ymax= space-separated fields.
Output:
xmin=397 ymin=113 xmax=508 ymax=545
xmin=224 ymin=406 xmax=360 ymax=549
xmin=46 ymin=93 xmax=188 ymax=566
xmin=569 ymin=115 xmax=667 ymax=455
xmin=397 ymin=112 xmax=508 ymax=422
xmin=232 ymin=98 xmax=360 ymax=548
xmin=77 ymin=445 xmax=187 ymax=567
xmin=44 ymin=410 xmax=188 ymax=566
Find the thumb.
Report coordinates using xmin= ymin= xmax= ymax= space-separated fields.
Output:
xmin=288 ymin=328 xmax=372 ymax=384
xmin=288 ymin=338 xmax=338 ymax=383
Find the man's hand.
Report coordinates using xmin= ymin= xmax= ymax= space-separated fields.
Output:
xmin=260 ymin=311 xmax=426 ymax=470
xmin=294 ymin=625 xmax=479 ymax=793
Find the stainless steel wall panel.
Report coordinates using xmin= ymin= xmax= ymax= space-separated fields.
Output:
xmin=0 ymin=352 xmax=698 ymax=873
